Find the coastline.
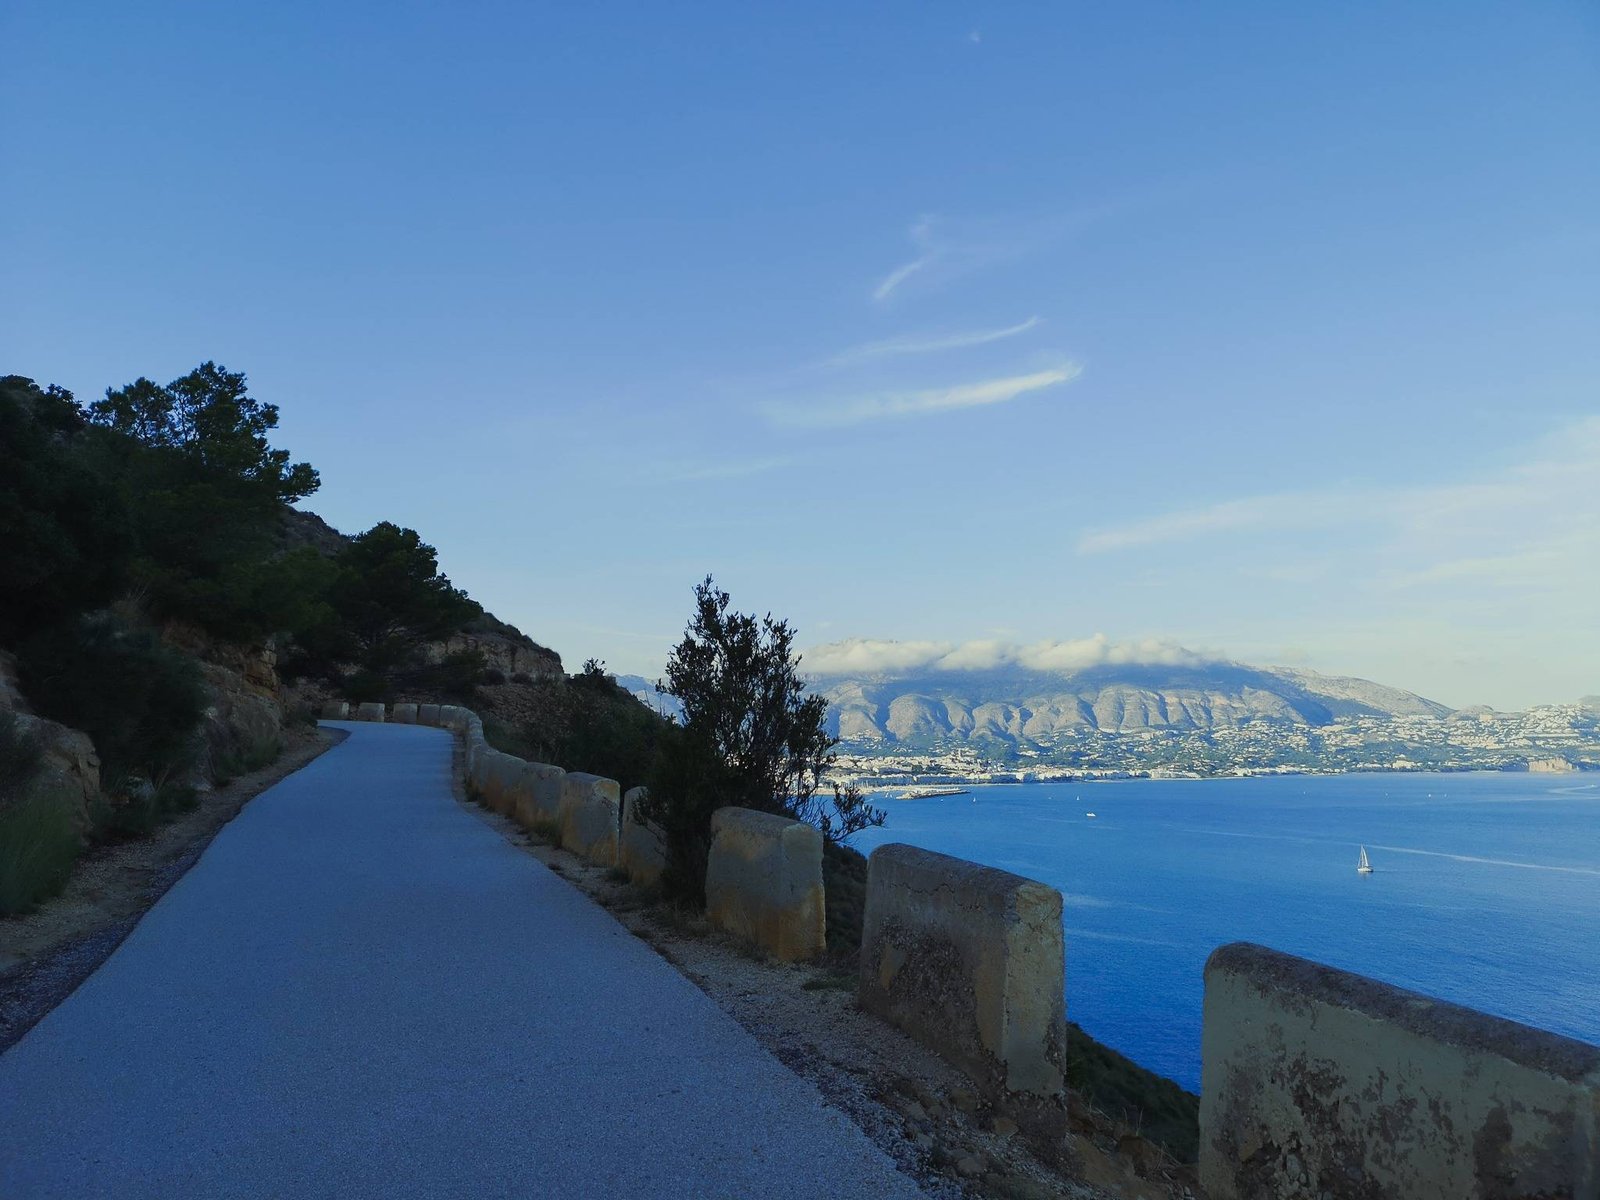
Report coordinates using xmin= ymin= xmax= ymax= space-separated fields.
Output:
xmin=842 ymin=763 xmax=1590 ymax=797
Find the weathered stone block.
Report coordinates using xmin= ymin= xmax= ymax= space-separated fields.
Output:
xmin=514 ymin=762 xmax=565 ymax=832
xmin=859 ymin=844 xmax=1066 ymax=1139
xmin=390 ymin=703 xmax=418 ymax=724
xmin=437 ymin=705 xmax=468 ymax=733
xmin=705 ymin=807 xmax=825 ymax=963
xmin=472 ymin=749 xmax=524 ymax=814
xmin=320 ymin=701 xmax=349 ymax=719
xmin=1200 ymin=942 xmax=1600 ymax=1200
xmin=559 ymin=772 xmax=620 ymax=867
xmin=620 ymin=786 xmax=668 ymax=888
xmin=468 ymin=742 xmax=510 ymax=807
xmin=417 ymin=703 xmax=442 ymax=726
xmin=354 ymin=702 xmax=385 ymax=722
xmin=462 ymin=715 xmax=487 ymax=777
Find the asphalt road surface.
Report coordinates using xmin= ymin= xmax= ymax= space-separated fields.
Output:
xmin=0 ymin=721 xmax=925 ymax=1199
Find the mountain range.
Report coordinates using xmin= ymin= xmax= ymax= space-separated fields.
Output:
xmin=809 ymin=662 xmax=1452 ymax=749
xmin=620 ymin=660 xmax=1455 ymax=748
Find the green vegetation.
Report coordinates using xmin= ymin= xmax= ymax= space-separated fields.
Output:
xmin=0 ymin=365 xmax=490 ymax=912
xmin=521 ymin=660 xmax=669 ymax=789
xmin=289 ymin=522 xmax=482 ymax=702
xmin=821 ymin=840 xmax=869 ymax=959
xmin=1066 ymin=1022 xmax=1199 ymax=1162
xmin=480 ymin=658 xmax=670 ymax=792
xmin=17 ymin=615 xmax=206 ymax=791
xmin=0 ymin=713 xmax=78 ymax=914
xmin=637 ymin=577 xmax=884 ymax=904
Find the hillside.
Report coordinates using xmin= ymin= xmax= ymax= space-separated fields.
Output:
xmin=280 ymin=509 xmax=563 ymax=683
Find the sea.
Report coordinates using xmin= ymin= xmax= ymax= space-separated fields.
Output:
xmin=852 ymin=771 xmax=1600 ymax=1093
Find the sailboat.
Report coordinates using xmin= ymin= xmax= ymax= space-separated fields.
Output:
xmin=1357 ymin=845 xmax=1374 ymax=875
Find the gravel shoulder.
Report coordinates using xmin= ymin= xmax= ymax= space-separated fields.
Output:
xmin=0 ymin=724 xmax=343 ymax=1051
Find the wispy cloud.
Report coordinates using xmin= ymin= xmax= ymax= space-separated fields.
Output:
xmin=1077 ymin=415 xmax=1600 ymax=559
xmin=823 ymin=317 xmax=1042 ymax=367
xmin=1077 ymin=493 xmax=1348 ymax=553
xmin=872 ymin=217 xmax=938 ymax=301
xmin=762 ymin=363 xmax=1080 ymax=429
xmin=870 ymin=203 xmax=1135 ymax=303
xmin=803 ymin=634 xmax=1220 ymax=678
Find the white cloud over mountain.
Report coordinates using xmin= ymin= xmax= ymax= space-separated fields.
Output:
xmin=801 ymin=633 xmax=1219 ymax=678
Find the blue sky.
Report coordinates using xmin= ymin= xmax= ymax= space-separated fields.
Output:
xmin=4 ymin=3 xmax=1596 ymax=709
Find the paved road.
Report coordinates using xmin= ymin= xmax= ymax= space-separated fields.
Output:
xmin=0 ymin=722 xmax=925 ymax=1199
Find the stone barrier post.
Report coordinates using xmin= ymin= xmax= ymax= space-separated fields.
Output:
xmin=704 ymin=807 xmax=825 ymax=962
xmin=620 ymin=786 xmax=668 ymax=888
xmin=515 ymin=763 xmax=565 ymax=833
xmin=559 ymin=773 xmax=621 ymax=866
xmin=390 ymin=703 xmax=418 ymax=724
xmin=354 ymin=702 xmax=386 ymax=722
xmin=320 ymin=701 xmax=349 ymax=719
xmin=1200 ymin=942 xmax=1600 ymax=1200
xmin=858 ymin=843 xmax=1066 ymax=1141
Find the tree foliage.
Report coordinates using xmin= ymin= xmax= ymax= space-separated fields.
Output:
xmin=638 ymin=577 xmax=883 ymax=902
xmin=315 ymin=522 xmax=482 ymax=680
xmin=89 ymin=362 xmax=319 ymax=503
xmin=0 ymin=377 xmax=133 ymax=643
xmin=78 ymin=363 xmax=321 ymax=637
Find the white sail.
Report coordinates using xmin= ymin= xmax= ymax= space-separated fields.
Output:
xmin=1357 ymin=845 xmax=1373 ymax=873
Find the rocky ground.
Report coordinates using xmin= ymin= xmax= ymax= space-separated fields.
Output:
xmin=0 ymin=725 xmax=341 ymax=1051
xmin=449 ymin=747 xmax=1200 ymax=1200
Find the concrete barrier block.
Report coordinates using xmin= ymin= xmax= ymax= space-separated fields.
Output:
xmin=620 ymin=787 xmax=668 ymax=888
xmin=859 ymin=844 xmax=1066 ymax=1138
xmin=483 ymin=751 xmax=527 ymax=816
xmin=1200 ymin=942 xmax=1600 ymax=1200
xmin=320 ymin=701 xmax=349 ymax=719
xmin=469 ymin=744 xmax=510 ymax=807
xmin=437 ymin=705 xmax=468 ymax=733
xmin=705 ymin=807 xmax=825 ymax=963
xmin=391 ymin=703 xmax=419 ymax=724
xmin=355 ymin=702 xmax=386 ymax=722
xmin=461 ymin=715 xmax=487 ymax=776
xmin=559 ymin=773 xmax=620 ymax=866
xmin=417 ymin=703 xmax=442 ymax=726
xmin=514 ymin=763 xmax=565 ymax=833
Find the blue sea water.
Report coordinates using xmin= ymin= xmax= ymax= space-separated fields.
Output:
xmin=852 ymin=772 xmax=1600 ymax=1093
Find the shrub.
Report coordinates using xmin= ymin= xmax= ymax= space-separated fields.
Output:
xmin=17 ymin=614 xmax=206 ymax=791
xmin=0 ymin=712 xmax=81 ymax=915
xmin=638 ymin=578 xmax=883 ymax=904
xmin=0 ymin=789 xmax=83 ymax=915
xmin=97 ymin=778 xmax=200 ymax=841
xmin=504 ymin=671 xmax=669 ymax=793
xmin=822 ymin=840 xmax=869 ymax=960
xmin=212 ymin=733 xmax=282 ymax=786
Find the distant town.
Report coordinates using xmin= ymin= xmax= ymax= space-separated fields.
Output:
xmin=831 ymin=702 xmax=1600 ymax=790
